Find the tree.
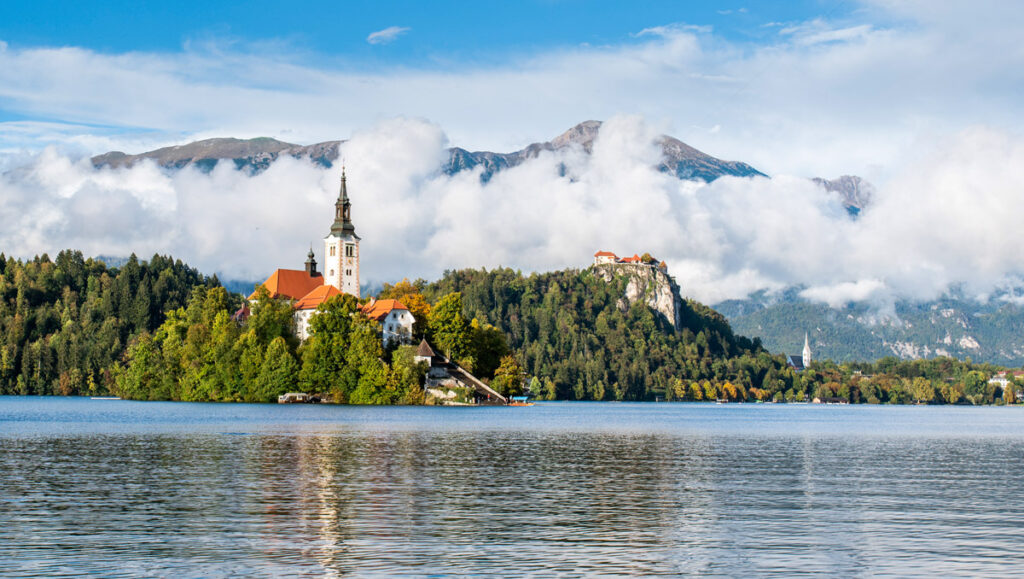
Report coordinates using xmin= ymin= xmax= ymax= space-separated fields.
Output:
xmin=470 ymin=318 xmax=510 ymax=378
xmin=428 ymin=292 xmax=471 ymax=361
xmin=492 ymin=355 xmax=525 ymax=397
xmin=1004 ymin=383 xmax=1017 ymax=405
xmin=298 ymin=294 xmax=362 ymax=398
xmin=255 ymin=337 xmax=298 ymax=402
xmin=912 ymin=376 xmax=935 ymax=403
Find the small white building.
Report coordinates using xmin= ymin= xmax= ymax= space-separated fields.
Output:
xmin=361 ymin=298 xmax=415 ymax=347
xmin=593 ymin=250 xmax=618 ymax=265
xmin=292 ymin=284 xmax=343 ymax=341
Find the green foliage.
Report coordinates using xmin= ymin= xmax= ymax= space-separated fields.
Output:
xmin=0 ymin=250 xmax=219 ymax=396
xmin=6 ymin=252 xmax=1020 ymax=407
xmin=115 ymin=289 xmax=425 ymax=405
xmin=469 ymin=319 xmax=510 ymax=379
xmin=423 ymin=267 xmax=772 ymax=401
xmin=428 ymin=292 xmax=471 ymax=362
xmin=491 ymin=355 xmax=525 ymax=397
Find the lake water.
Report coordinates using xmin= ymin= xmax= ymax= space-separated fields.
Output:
xmin=3 ymin=397 xmax=1024 ymax=577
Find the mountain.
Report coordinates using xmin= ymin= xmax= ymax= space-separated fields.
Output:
xmin=812 ymin=175 xmax=874 ymax=215
xmin=445 ymin=120 xmax=766 ymax=182
xmin=92 ymin=137 xmax=342 ymax=172
xmin=92 ymin=121 xmax=764 ymax=183
xmin=716 ymin=289 xmax=1024 ymax=366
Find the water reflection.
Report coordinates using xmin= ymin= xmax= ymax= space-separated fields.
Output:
xmin=4 ymin=404 xmax=1024 ymax=576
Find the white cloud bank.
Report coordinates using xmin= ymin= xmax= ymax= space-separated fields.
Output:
xmin=3 ymin=116 xmax=1024 ymax=309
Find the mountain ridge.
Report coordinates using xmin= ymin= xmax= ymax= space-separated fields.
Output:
xmin=91 ymin=121 xmax=765 ymax=183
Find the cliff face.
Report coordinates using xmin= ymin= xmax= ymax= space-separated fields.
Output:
xmin=592 ymin=263 xmax=683 ymax=331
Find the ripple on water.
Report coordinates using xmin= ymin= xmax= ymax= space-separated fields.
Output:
xmin=3 ymin=398 xmax=1024 ymax=576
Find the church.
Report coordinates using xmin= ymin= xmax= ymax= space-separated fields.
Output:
xmin=787 ymin=333 xmax=813 ymax=372
xmin=245 ymin=169 xmax=415 ymax=344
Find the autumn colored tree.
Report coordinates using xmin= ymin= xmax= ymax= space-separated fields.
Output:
xmin=492 ymin=355 xmax=525 ymax=397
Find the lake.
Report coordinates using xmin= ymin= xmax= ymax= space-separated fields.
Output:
xmin=3 ymin=397 xmax=1024 ymax=576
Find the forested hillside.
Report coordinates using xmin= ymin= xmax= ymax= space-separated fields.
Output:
xmin=0 ymin=251 xmax=219 ymax=395
xmin=422 ymin=267 xmax=783 ymax=400
xmin=2 ymin=251 xmax=1018 ymax=405
xmin=718 ymin=288 xmax=1024 ymax=366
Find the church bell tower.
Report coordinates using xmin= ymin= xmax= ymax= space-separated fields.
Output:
xmin=323 ymin=168 xmax=360 ymax=297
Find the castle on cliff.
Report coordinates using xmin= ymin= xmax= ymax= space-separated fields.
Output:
xmin=593 ymin=250 xmax=669 ymax=273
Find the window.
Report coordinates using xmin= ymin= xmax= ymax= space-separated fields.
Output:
xmin=329 ymin=269 xmax=334 ymax=277
xmin=345 ymin=244 xmax=354 ymax=257
xmin=345 ymin=269 xmax=351 ymax=276
xmin=329 ymin=245 xmax=336 ymax=257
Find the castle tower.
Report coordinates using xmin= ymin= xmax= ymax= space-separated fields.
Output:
xmin=803 ymin=332 xmax=812 ymax=368
xmin=323 ymin=168 xmax=360 ymax=297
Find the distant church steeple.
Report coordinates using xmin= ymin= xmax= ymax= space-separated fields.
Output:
xmin=304 ymin=246 xmax=317 ymax=276
xmin=323 ymin=167 xmax=361 ymax=297
xmin=330 ymin=167 xmax=356 ymax=237
xmin=803 ymin=332 xmax=812 ymax=368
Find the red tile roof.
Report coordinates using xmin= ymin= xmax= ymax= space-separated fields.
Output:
xmin=594 ymin=250 xmax=617 ymax=257
xmin=294 ymin=284 xmax=343 ymax=311
xmin=360 ymin=298 xmax=409 ymax=321
xmin=249 ymin=269 xmax=323 ymax=301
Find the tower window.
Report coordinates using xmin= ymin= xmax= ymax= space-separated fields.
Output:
xmin=330 ymin=246 xmax=336 ymax=257
xmin=345 ymin=244 xmax=355 ymax=257
xmin=329 ymin=269 xmax=334 ymax=277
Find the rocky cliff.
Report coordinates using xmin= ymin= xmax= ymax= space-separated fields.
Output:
xmin=592 ymin=263 xmax=684 ymax=331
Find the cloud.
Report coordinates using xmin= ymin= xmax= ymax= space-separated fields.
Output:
xmin=2 ymin=2 xmax=1023 ymax=181
xmin=4 ymin=117 xmax=1024 ymax=313
xmin=3 ymin=2 xmax=1024 ymax=309
xmin=779 ymin=21 xmax=874 ymax=45
xmin=366 ymin=26 xmax=410 ymax=45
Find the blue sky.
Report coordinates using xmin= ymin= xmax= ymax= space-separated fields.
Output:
xmin=1 ymin=1 xmax=847 ymax=62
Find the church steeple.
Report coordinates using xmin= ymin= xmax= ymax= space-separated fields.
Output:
xmin=330 ymin=167 xmax=356 ymax=236
xmin=323 ymin=166 xmax=361 ymax=298
xmin=803 ymin=332 xmax=812 ymax=368
xmin=304 ymin=245 xmax=317 ymax=276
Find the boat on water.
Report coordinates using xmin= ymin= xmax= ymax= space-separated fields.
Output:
xmin=508 ymin=395 xmax=534 ymax=407
xmin=278 ymin=392 xmax=322 ymax=404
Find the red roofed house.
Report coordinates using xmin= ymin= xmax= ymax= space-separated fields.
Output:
xmin=292 ymin=284 xmax=343 ymax=341
xmin=248 ymin=248 xmax=323 ymax=301
xmin=360 ymin=298 xmax=415 ymax=347
xmin=593 ymin=250 xmax=618 ymax=265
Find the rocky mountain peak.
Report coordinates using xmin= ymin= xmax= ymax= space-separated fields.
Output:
xmin=551 ymin=120 xmax=603 ymax=151
xmin=812 ymin=175 xmax=875 ymax=215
